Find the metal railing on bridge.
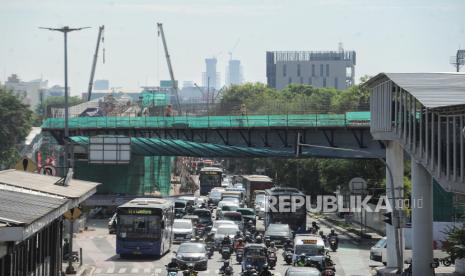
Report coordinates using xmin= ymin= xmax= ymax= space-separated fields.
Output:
xmin=42 ymin=111 xmax=370 ymax=129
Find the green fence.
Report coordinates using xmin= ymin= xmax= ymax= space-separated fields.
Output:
xmin=42 ymin=112 xmax=370 ymax=129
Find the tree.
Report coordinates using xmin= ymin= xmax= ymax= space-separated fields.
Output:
xmin=0 ymin=87 xmax=32 ymax=169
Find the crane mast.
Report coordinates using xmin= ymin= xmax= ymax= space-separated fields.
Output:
xmin=157 ymin=22 xmax=181 ymax=112
xmin=87 ymin=25 xmax=104 ymax=101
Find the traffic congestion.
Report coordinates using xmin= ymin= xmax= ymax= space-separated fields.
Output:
xmin=109 ymin=167 xmax=340 ymax=276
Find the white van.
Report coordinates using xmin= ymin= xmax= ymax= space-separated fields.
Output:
xmin=370 ymin=232 xmax=446 ymax=264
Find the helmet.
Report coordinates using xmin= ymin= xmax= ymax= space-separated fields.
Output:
xmin=195 ymin=236 xmax=200 ymax=240
xmin=208 ymin=232 xmax=214 ymax=237
xmin=246 ymin=265 xmax=252 ymax=270
xmin=285 ymin=238 xmax=291 ymax=243
xmin=255 ymin=235 xmax=262 ymax=243
xmin=330 ymin=229 xmax=335 ymax=234
xmin=270 ymin=242 xmax=275 ymax=247
xmin=188 ymin=264 xmax=194 ymax=270
xmin=262 ymin=264 xmax=269 ymax=271
xmin=238 ymin=238 xmax=243 ymax=242
xmin=236 ymin=230 xmax=241 ymax=235
xmin=300 ymin=253 xmax=306 ymax=260
xmin=319 ymin=231 xmax=324 ymax=236
xmin=248 ymin=220 xmax=254 ymax=225
xmin=312 ymin=221 xmax=317 ymax=226
xmin=224 ymin=260 xmax=230 ymax=266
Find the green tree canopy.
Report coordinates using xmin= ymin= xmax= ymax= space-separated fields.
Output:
xmin=0 ymin=87 xmax=32 ymax=169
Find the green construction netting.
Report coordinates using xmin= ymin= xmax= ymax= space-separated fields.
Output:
xmin=144 ymin=156 xmax=173 ymax=196
xmin=42 ymin=112 xmax=370 ymax=129
xmin=70 ymin=136 xmax=377 ymax=159
xmin=433 ymin=179 xmax=465 ymax=221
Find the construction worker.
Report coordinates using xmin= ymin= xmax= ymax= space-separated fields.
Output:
xmin=165 ymin=104 xmax=173 ymax=117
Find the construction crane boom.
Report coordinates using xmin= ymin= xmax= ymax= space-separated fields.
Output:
xmin=157 ymin=22 xmax=181 ymax=112
xmin=87 ymin=25 xmax=104 ymax=101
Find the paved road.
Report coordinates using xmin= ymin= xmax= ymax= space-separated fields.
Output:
xmin=75 ymin=217 xmax=375 ymax=276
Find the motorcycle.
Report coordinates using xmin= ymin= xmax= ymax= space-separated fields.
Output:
xmin=165 ymin=265 xmax=179 ymax=276
xmin=328 ymin=236 xmax=338 ymax=252
xmin=63 ymin=251 xmax=79 ymax=263
xmin=441 ymin=256 xmax=455 ymax=266
xmin=206 ymin=242 xmax=214 ymax=258
xmin=182 ymin=267 xmax=198 ymax=276
xmin=267 ymin=250 xmax=277 ymax=268
xmin=236 ymin=248 xmax=244 ymax=263
xmin=265 ymin=238 xmax=271 ymax=247
xmin=283 ymin=250 xmax=293 ymax=265
xmin=221 ymin=245 xmax=231 ymax=259
xmin=220 ymin=262 xmax=234 ymax=276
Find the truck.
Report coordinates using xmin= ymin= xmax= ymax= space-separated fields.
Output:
xmin=242 ymin=175 xmax=273 ymax=207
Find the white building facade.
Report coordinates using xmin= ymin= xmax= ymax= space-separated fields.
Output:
xmin=266 ymin=50 xmax=356 ymax=90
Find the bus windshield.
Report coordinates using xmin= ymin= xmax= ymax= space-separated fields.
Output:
xmin=118 ymin=215 xmax=161 ymax=240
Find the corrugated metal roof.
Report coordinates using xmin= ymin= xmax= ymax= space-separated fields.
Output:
xmin=365 ymin=73 xmax=465 ymax=109
xmin=0 ymin=190 xmax=67 ymax=226
xmin=0 ymin=170 xmax=99 ymax=200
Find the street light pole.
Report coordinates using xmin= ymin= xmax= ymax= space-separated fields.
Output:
xmin=40 ymin=26 xmax=90 ymax=175
xmin=40 ymin=25 xmax=90 ymax=275
xmin=295 ymin=134 xmax=404 ymax=273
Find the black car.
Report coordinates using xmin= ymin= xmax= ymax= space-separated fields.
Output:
xmin=264 ymin=223 xmax=293 ymax=246
xmin=174 ymin=242 xmax=208 ymax=270
xmin=193 ymin=209 xmax=213 ymax=228
xmin=175 ymin=199 xmax=188 ymax=218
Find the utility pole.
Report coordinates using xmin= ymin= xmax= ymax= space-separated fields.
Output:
xmin=40 ymin=25 xmax=89 ymax=275
xmin=450 ymin=49 xmax=465 ymax=72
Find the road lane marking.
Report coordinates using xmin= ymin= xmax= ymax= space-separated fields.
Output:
xmin=144 ymin=267 xmax=151 ymax=273
xmin=94 ymin=268 xmax=102 ymax=273
xmin=106 ymin=267 xmax=115 ymax=273
xmin=131 ymin=268 xmax=139 ymax=273
xmin=118 ymin=267 xmax=127 ymax=273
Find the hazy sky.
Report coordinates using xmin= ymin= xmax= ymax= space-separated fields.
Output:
xmin=1 ymin=0 xmax=464 ymax=95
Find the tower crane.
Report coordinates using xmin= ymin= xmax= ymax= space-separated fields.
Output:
xmin=157 ymin=22 xmax=181 ymax=112
xmin=87 ymin=25 xmax=105 ymax=101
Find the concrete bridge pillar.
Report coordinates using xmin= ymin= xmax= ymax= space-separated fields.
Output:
xmin=385 ymin=141 xmax=404 ymax=269
xmin=411 ymin=160 xmax=433 ymax=276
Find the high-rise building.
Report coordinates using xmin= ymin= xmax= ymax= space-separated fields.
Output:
xmin=93 ymin=79 xmax=109 ymax=90
xmin=226 ymin=59 xmax=243 ymax=86
xmin=266 ymin=47 xmax=356 ymax=90
xmin=202 ymin=58 xmax=220 ymax=90
xmin=4 ymin=74 xmax=48 ymax=109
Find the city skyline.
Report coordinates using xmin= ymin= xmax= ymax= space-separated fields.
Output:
xmin=1 ymin=0 xmax=464 ymax=96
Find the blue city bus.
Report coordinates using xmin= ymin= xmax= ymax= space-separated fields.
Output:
xmin=116 ymin=198 xmax=173 ymax=257
xmin=199 ymin=167 xmax=223 ymax=195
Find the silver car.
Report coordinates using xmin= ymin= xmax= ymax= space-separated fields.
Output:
xmin=174 ymin=242 xmax=208 ymax=270
xmin=214 ymin=224 xmax=239 ymax=248
xmin=173 ymin=219 xmax=193 ymax=243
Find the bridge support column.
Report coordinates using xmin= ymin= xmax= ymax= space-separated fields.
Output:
xmin=385 ymin=141 xmax=404 ymax=269
xmin=411 ymin=160 xmax=433 ymax=276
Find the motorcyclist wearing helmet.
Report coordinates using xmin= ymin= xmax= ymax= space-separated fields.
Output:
xmin=219 ymin=260 xmax=230 ymax=274
xmin=312 ymin=221 xmax=320 ymax=230
xmin=205 ymin=232 xmax=215 ymax=243
xmin=222 ymin=235 xmax=233 ymax=252
xmin=296 ymin=253 xmax=307 ymax=267
xmin=267 ymin=242 xmax=277 ymax=254
xmin=255 ymin=235 xmax=263 ymax=244
xmin=166 ymin=257 xmax=179 ymax=271
xmin=259 ymin=263 xmax=272 ymax=276
xmin=234 ymin=230 xmax=243 ymax=240
xmin=234 ymin=237 xmax=245 ymax=252
xmin=283 ymin=238 xmax=293 ymax=252
xmin=328 ymin=229 xmax=339 ymax=246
